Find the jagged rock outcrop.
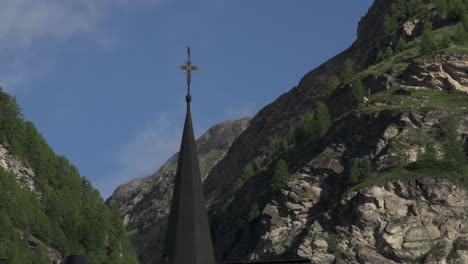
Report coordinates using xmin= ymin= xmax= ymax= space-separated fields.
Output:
xmin=0 ymin=142 xmax=36 ymax=192
xmin=294 ymin=178 xmax=468 ymax=264
xmin=212 ymin=107 xmax=468 ymax=262
xmin=106 ymin=117 xmax=250 ymax=263
xmin=239 ymin=109 xmax=467 ymax=262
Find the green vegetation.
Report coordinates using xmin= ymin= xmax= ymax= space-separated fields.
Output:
xmin=270 ymin=159 xmax=290 ymax=193
xmin=439 ymin=32 xmax=453 ymax=48
xmin=384 ymin=0 xmax=430 ymax=37
xmin=342 ymin=59 xmax=355 ymax=85
xmin=396 ymin=38 xmax=407 ymax=53
xmin=416 ymin=244 xmax=446 ymax=263
xmin=361 ymin=88 xmax=468 ymax=114
xmin=446 ymin=241 xmax=468 ymax=262
xmin=200 ymin=148 xmax=225 ymax=176
xmin=351 ymin=79 xmax=366 ymax=105
xmin=348 ymin=114 xmax=467 ymax=190
xmin=241 ymin=162 xmax=255 ymax=182
xmin=384 ymin=46 xmax=394 ymax=59
xmin=326 ymin=76 xmax=341 ymax=96
xmin=420 ymin=23 xmax=437 ymax=55
xmin=248 ymin=203 xmax=260 ymax=222
xmin=441 ymin=115 xmax=466 ymax=168
xmin=0 ymin=88 xmax=137 ymax=263
xmin=324 ymin=234 xmax=339 ymax=254
xmin=383 ymin=0 xmax=468 ymax=38
xmin=350 ymin=157 xmax=372 ymax=185
xmin=348 ymin=163 xmax=468 ymax=194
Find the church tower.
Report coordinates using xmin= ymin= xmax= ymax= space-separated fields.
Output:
xmin=163 ymin=47 xmax=216 ymax=264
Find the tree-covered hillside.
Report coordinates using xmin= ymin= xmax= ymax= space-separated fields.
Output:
xmin=0 ymin=88 xmax=138 ymax=263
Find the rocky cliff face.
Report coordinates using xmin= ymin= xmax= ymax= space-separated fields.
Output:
xmin=0 ymin=142 xmax=36 ymax=192
xmin=106 ymin=117 xmax=250 ymax=262
xmin=211 ymin=107 xmax=468 ymax=262
xmin=0 ymin=142 xmax=63 ymax=263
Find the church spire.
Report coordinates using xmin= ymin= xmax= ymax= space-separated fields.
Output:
xmin=163 ymin=47 xmax=215 ymax=264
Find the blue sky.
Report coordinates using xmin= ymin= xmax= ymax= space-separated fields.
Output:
xmin=1 ymin=0 xmax=374 ymax=198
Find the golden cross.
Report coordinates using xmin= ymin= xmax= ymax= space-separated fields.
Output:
xmin=179 ymin=46 xmax=198 ymax=95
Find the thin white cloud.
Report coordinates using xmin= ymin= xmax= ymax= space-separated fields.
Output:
xmin=0 ymin=0 xmax=160 ymax=48
xmin=0 ymin=0 xmax=161 ymax=90
xmin=99 ymin=113 xmax=182 ymax=198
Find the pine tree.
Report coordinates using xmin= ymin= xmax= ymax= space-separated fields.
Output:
xmin=351 ymin=79 xmax=366 ymax=105
xmin=453 ymin=22 xmax=468 ymax=43
xmin=441 ymin=116 xmax=465 ymax=168
xmin=326 ymin=76 xmax=341 ymax=96
xmin=384 ymin=15 xmax=400 ymax=37
xmin=420 ymin=22 xmax=436 ymax=55
xmin=376 ymin=49 xmax=385 ymax=63
xmin=342 ymin=59 xmax=355 ymax=84
xmin=315 ymin=104 xmax=332 ymax=137
xmin=422 ymin=142 xmax=438 ymax=162
xmin=395 ymin=38 xmax=406 ymax=53
xmin=271 ymin=137 xmax=288 ymax=160
xmin=248 ymin=203 xmax=260 ymax=222
xmin=241 ymin=163 xmax=255 ymax=182
xmin=435 ymin=0 xmax=449 ymax=16
xmin=350 ymin=157 xmax=372 ymax=185
xmin=449 ymin=0 xmax=466 ymax=20
xmin=439 ymin=32 xmax=452 ymax=49
xmin=407 ymin=0 xmax=423 ymax=16
xmin=270 ymin=159 xmax=290 ymax=193
xmin=384 ymin=46 xmax=394 ymax=59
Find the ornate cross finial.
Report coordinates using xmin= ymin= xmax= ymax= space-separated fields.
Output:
xmin=179 ymin=46 xmax=199 ymax=98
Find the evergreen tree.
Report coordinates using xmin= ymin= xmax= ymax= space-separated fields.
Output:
xmin=271 ymin=136 xmax=288 ymax=160
xmin=441 ymin=116 xmax=465 ymax=168
xmin=448 ymin=0 xmax=466 ymax=20
xmin=439 ymin=32 xmax=452 ymax=48
xmin=351 ymin=79 xmax=366 ymax=105
xmin=384 ymin=46 xmax=394 ymax=59
xmin=384 ymin=15 xmax=400 ymax=37
xmin=248 ymin=203 xmax=260 ymax=222
xmin=326 ymin=76 xmax=341 ymax=96
xmin=270 ymin=159 xmax=290 ymax=193
xmin=293 ymin=112 xmax=316 ymax=147
xmin=350 ymin=157 xmax=372 ymax=185
xmin=435 ymin=0 xmax=449 ymax=16
xmin=453 ymin=22 xmax=468 ymax=43
xmin=241 ymin=163 xmax=255 ymax=182
xmin=407 ymin=0 xmax=423 ymax=16
xmin=314 ymin=104 xmax=332 ymax=138
xmin=406 ymin=0 xmax=423 ymax=16
xmin=376 ymin=49 xmax=385 ymax=63
xmin=342 ymin=59 xmax=355 ymax=85
xmin=391 ymin=0 xmax=407 ymax=19
xmin=422 ymin=142 xmax=438 ymax=162
xmin=420 ymin=22 xmax=436 ymax=55
xmin=395 ymin=38 xmax=406 ymax=53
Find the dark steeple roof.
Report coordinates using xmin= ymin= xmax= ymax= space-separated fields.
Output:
xmin=64 ymin=255 xmax=89 ymax=264
xmin=163 ymin=48 xmax=215 ymax=264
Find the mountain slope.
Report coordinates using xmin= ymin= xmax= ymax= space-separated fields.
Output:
xmin=0 ymin=89 xmax=138 ymax=263
xmin=110 ymin=0 xmax=468 ymax=263
xmin=208 ymin=1 xmax=468 ymax=263
xmin=106 ymin=117 xmax=250 ymax=263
